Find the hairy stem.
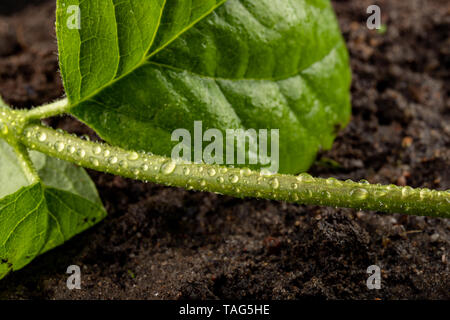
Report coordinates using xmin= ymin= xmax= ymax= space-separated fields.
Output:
xmin=0 ymin=105 xmax=39 ymax=183
xmin=25 ymin=98 xmax=70 ymax=121
xmin=11 ymin=142 xmax=40 ymax=184
xmin=19 ymin=123 xmax=449 ymax=218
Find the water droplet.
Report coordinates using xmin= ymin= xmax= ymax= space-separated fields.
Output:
xmin=270 ymin=178 xmax=280 ymax=189
xmin=326 ymin=177 xmax=343 ymax=186
xmin=1 ymin=124 xmax=8 ymax=135
xmin=419 ymin=189 xmax=431 ymax=200
xmin=127 ymin=152 xmax=139 ymax=161
xmin=183 ymin=167 xmax=190 ymax=175
xmin=141 ymin=164 xmax=149 ymax=172
xmin=374 ymin=190 xmax=387 ymax=197
xmin=219 ymin=168 xmax=228 ymax=174
xmin=104 ymin=150 xmax=111 ymax=157
xmin=55 ymin=142 xmax=65 ymax=152
xmin=77 ymin=149 xmax=86 ymax=158
xmin=200 ymin=180 xmax=206 ymax=187
xmin=359 ymin=179 xmax=370 ymax=184
xmin=322 ymin=191 xmax=331 ymax=198
xmin=291 ymin=183 xmax=298 ymax=189
xmin=296 ymin=173 xmax=313 ymax=182
xmin=260 ymin=168 xmax=274 ymax=176
xmin=217 ymin=177 xmax=224 ymax=183
xmin=229 ymin=175 xmax=239 ymax=184
xmin=350 ymin=188 xmax=369 ymax=200
xmin=93 ymin=146 xmax=102 ymax=155
xmin=387 ymin=184 xmax=398 ymax=191
xmin=401 ymin=186 xmax=413 ymax=198
xmin=241 ymin=168 xmax=252 ymax=176
xmin=89 ymin=157 xmax=99 ymax=167
xmin=38 ymin=132 xmax=47 ymax=142
xmin=68 ymin=146 xmax=76 ymax=154
xmin=161 ymin=160 xmax=176 ymax=174
xmin=208 ymin=168 xmax=217 ymax=177
xmin=108 ymin=156 xmax=118 ymax=165
xmin=119 ymin=160 xmax=128 ymax=168
xmin=133 ymin=169 xmax=140 ymax=176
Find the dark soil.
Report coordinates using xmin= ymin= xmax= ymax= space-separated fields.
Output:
xmin=0 ymin=0 xmax=449 ymax=300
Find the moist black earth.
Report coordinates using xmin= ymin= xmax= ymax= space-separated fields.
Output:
xmin=0 ymin=0 xmax=449 ymax=299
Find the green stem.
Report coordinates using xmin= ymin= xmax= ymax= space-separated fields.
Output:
xmin=25 ymin=98 xmax=70 ymax=121
xmin=19 ymin=123 xmax=449 ymax=218
xmin=0 ymin=104 xmax=39 ymax=183
xmin=11 ymin=142 xmax=40 ymax=184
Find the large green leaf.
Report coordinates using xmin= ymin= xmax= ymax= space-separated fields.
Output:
xmin=57 ymin=0 xmax=351 ymax=173
xmin=0 ymin=140 xmax=106 ymax=279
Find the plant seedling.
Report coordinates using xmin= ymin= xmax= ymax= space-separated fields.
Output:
xmin=0 ymin=0 xmax=448 ymax=280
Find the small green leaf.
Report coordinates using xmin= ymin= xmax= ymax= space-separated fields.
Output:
xmin=0 ymin=140 xmax=31 ymax=198
xmin=0 ymin=184 xmax=48 ymax=276
xmin=0 ymin=140 xmax=106 ymax=279
xmin=57 ymin=0 xmax=351 ymax=174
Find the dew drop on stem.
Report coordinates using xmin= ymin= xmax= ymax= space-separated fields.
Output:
xmin=350 ymin=188 xmax=369 ymax=200
xmin=55 ymin=142 xmax=65 ymax=152
xmin=229 ymin=174 xmax=239 ymax=184
xmin=109 ymin=156 xmax=118 ymax=165
xmin=297 ymin=173 xmax=314 ymax=183
xmin=93 ymin=146 xmax=102 ymax=155
xmin=270 ymin=178 xmax=280 ymax=189
xmin=219 ymin=168 xmax=228 ymax=174
xmin=37 ymin=132 xmax=47 ymax=142
xmin=127 ymin=151 xmax=139 ymax=161
xmin=161 ymin=160 xmax=176 ymax=174
xmin=119 ymin=160 xmax=128 ymax=168
xmin=89 ymin=157 xmax=99 ymax=167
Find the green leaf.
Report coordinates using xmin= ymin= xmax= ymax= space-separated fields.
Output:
xmin=57 ymin=0 xmax=351 ymax=174
xmin=0 ymin=140 xmax=106 ymax=279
